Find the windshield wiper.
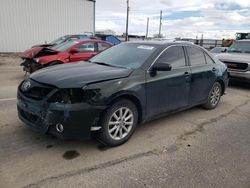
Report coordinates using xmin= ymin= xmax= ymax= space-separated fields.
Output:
xmin=90 ymin=61 xmax=128 ymax=69
xmin=91 ymin=61 xmax=115 ymax=67
xmin=228 ymin=50 xmax=242 ymax=53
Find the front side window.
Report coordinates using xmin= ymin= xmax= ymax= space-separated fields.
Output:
xmin=155 ymin=46 xmax=186 ymax=69
xmin=76 ymin=43 xmax=95 ymax=52
xmin=186 ymin=47 xmax=206 ymax=66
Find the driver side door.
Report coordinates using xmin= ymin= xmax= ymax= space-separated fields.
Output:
xmin=146 ymin=45 xmax=191 ymax=118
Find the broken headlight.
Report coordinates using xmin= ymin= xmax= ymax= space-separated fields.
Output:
xmin=48 ymin=88 xmax=85 ymax=104
xmin=34 ymin=58 xmax=40 ymax=63
xmin=48 ymin=88 xmax=100 ymax=104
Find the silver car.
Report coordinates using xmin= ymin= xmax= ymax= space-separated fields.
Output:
xmin=216 ymin=40 xmax=250 ymax=81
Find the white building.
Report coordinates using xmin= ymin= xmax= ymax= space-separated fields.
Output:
xmin=0 ymin=0 xmax=94 ymax=52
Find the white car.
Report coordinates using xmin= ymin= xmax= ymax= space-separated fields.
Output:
xmin=215 ymin=40 xmax=250 ymax=82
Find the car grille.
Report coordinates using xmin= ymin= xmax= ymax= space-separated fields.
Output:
xmin=19 ymin=80 xmax=55 ymax=101
xmin=222 ymin=61 xmax=249 ymax=71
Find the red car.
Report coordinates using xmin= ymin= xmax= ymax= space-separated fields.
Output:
xmin=20 ymin=39 xmax=112 ymax=73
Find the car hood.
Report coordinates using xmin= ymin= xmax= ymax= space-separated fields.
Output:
xmin=30 ymin=62 xmax=133 ymax=88
xmin=21 ymin=47 xmax=58 ymax=59
xmin=215 ymin=53 xmax=250 ymax=64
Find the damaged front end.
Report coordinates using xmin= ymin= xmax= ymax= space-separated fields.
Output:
xmin=20 ymin=58 xmax=42 ymax=73
xmin=17 ymin=79 xmax=105 ymax=140
xmin=20 ymin=47 xmax=59 ymax=73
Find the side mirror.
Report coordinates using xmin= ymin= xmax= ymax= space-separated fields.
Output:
xmin=152 ymin=62 xmax=172 ymax=71
xmin=69 ymin=48 xmax=79 ymax=54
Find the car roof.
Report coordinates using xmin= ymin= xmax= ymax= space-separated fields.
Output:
xmin=126 ymin=40 xmax=196 ymax=47
xmin=76 ymin=39 xmax=113 ymax=45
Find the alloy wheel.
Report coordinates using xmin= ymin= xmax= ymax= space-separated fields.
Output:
xmin=108 ymin=107 xmax=134 ymax=140
xmin=210 ymin=84 xmax=221 ymax=106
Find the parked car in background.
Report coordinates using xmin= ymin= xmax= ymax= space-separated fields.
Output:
xmin=17 ymin=41 xmax=228 ymax=146
xmin=32 ymin=34 xmax=90 ymax=48
xmin=20 ymin=39 xmax=112 ymax=73
xmin=95 ymin=34 xmax=121 ymax=45
xmin=216 ymin=40 xmax=250 ymax=82
xmin=236 ymin=32 xmax=250 ymax=40
xmin=210 ymin=47 xmax=228 ymax=54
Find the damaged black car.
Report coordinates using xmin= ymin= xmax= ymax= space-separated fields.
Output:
xmin=17 ymin=41 xmax=228 ymax=146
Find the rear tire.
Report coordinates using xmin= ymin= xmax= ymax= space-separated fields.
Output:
xmin=203 ymin=82 xmax=222 ymax=109
xmin=97 ymin=99 xmax=138 ymax=147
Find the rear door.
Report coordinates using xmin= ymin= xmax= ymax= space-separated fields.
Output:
xmin=185 ymin=46 xmax=217 ymax=105
xmin=69 ymin=42 xmax=97 ymax=62
xmin=146 ymin=45 xmax=191 ymax=117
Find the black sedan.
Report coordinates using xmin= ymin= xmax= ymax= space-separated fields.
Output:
xmin=17 ymin=41 xmax=229 ymax=146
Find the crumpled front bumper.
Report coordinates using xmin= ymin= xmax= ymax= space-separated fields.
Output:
xmin=20 ymin=59 xmax=42 ymax=73
xmin=17 ymin=92 xmax=105 ymax=140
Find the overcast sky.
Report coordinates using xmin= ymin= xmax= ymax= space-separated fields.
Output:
xmin=96 ymin=0 xmax=250 ymax=39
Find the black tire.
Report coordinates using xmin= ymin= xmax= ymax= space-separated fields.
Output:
xmin=97 ymin=99 xmax=138 ymax=147
xmin=203 ymin=82 xmax=222 ymax=109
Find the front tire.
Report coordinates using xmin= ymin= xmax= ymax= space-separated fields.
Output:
xmin=97 ymin=99 xmax=138 ymax=147
xmin=203 ymin=82 xmax=222 ymax=109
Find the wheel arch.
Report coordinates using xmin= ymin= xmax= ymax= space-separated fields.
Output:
xmin=216 ymin=79 xmax=225 ymax=95
xmin=106 ymin=92 xmax=144 ymax=124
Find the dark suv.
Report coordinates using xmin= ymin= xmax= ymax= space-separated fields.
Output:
xmin=17 ymin=41 xmax=228 ymax=146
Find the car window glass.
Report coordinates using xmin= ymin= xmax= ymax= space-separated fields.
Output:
xmin=98 ymin=43 xmax=110 ymax=52
xmin=186 ymin=47 xmax=206 ymax=66
xmin=204 ymin=53 xmax=215 ymax=64
xmin=155 ymin=46 xmax=186 ymax=68
xmin=90 ymin=43 xmax=157 ymax=69
xmin=77 ymin=43 xmax=95 ymax=52
xmin=52 ymin=40 xmax=78 ymax=52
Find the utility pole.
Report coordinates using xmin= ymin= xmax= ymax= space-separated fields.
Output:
xmin=158 ymin=10 xmax=162 ymax=38
xmin=146 ymin=17 xmax=149 ymax=39
xmin=125 ymin=0 xmax=129 ymax=41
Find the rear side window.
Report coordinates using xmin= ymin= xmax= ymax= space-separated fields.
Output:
xmin=98 ymin=43 xmax=111 ymax=52
xmin=186 ymin=47 xmax=206 ymax=66
xmin=204 ymin=53 xmax=215 ymax=64
xmin=156 ymin=46 xmax=186 ymax=69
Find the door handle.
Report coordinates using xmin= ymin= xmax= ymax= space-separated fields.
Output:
xmin=184 ymin=72 xmax=190 ymax=76
xmin=212 ymin=67 xmax=216 ymax=71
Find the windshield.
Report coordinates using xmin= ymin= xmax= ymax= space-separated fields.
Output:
xmin=228 ymin=41 xmax=250 ymax=53
xmin=89 ymin=43 xmax=157 ymax=69
xmin=51 ymin=40 xmax=79 ymax=52
xmin=50 ymin=36 xmax=68 ymax=45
